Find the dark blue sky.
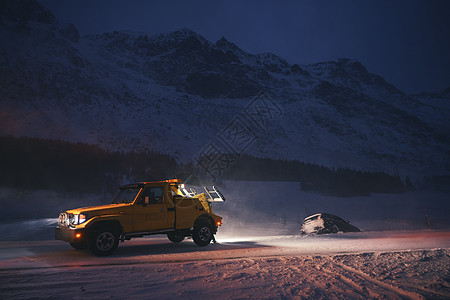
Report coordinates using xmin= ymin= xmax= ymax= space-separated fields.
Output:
xmin=40 ymin=0 xmax=450 ymax=94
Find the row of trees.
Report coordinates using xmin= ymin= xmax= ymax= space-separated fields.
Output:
xmin=222 ymin=155 xmax=411 ymax=197
xmin=1 ymin=136 xmax=417 ymax=197
xmin=0 ymin=136 xmax=178 ymax=194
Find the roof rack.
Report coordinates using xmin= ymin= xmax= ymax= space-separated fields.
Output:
xmin=204 ymin=186 xmax=226 ymax=202
xmin=177 ymin=184 xmax=226 ymax=202
xmin=180 ymin=185 xmax=196 ymax=197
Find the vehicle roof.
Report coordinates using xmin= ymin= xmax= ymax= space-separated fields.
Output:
xmin=119 ymin=179 xmax=181 ymax=189
xmin=304 ymin=213 xmax=321 ymax=220
xmin=321 ymin=213 xmax=344 ymax=220
xmin=303 ymin=213 xmax=343 ymax=221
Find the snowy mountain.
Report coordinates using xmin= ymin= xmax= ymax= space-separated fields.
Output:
xmin=1 ymin=0 xmax=449 ymax=178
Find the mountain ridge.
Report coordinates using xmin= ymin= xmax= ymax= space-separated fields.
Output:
xmin=1 ymin=0 xmax=449 ymax=179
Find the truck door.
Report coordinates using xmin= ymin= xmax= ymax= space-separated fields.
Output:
xmin=133 ymin=186 xmax=169 ymax=232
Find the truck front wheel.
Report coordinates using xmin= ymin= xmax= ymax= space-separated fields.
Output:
xmin=192 ymin=223 xmax=213 ymax=246
xmin=167 ymin=232 xmax=185 ymax=243
xmin=89 ymin=229 xmax=119 ymax=256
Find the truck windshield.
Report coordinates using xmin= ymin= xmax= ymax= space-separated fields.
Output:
xmin=112 ymin=187 xmax=141 ymax=204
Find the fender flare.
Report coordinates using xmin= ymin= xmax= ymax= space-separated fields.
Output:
xmin=85 ymin=219 xmax=123 ymax=235
xmin=194 ymin=214 xmax=216 ymax=233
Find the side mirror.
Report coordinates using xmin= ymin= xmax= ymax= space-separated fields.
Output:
xmin=143 ymin=196 xmax=150 ymax=206
xmin=138 ymin=196 xmax=149 ymax=207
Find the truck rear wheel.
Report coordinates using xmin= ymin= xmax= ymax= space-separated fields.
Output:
xmin=192 ymin=222 xmax=212 ymax=246
xmin=89 ymin=229 xmax=119 ymax=256
xmin=167 ymin=232 xmax=185 ymax=243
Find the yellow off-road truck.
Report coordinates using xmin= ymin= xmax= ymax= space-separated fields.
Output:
xmin=55 ymin=179 xmax=224 ymax=256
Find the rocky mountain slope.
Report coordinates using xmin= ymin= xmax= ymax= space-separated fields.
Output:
xmin=1 ymin=0 xmax=449 ymax=178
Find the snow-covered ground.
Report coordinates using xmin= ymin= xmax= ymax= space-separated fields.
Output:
xmin=0 ymin=232 xmax=449 ymax=299
xmin=0 ymin=181 xmax=449 ymax=298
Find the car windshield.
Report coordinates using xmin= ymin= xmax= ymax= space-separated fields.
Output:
xmin=112 ymin=187 xmax=141 ymax=204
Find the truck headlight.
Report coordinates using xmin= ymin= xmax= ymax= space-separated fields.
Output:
xmin=69 ymin=213 xmax=87 ymax=225
xmin=78 ymin=214 xmax=87 ymax=224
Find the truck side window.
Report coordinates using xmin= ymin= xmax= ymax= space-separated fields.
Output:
xmin=151 ymin=187 xmax=163 ymax=204
xmin=141 ymin=187 xmax=164 ymax=204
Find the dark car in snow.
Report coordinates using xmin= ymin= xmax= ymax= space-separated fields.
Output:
xmin=300 ymin=213 xmax=360 ymax=234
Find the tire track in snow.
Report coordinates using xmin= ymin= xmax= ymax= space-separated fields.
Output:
xmin=281 ymin=257 xmax=382 ymax=298
xmin=332 ymin=260 xmax=425 ymax=300
xmin=318 ymin=261 xmax=382 ymax=298
xmin=399 ymin=281 xmax=450 ymax=299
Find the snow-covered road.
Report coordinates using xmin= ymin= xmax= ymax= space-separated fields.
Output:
xmin=0 ymin=230 xmax=449 ymax=299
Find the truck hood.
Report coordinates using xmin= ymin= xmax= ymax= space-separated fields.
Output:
xmin=66 ymin=203 xmax=131 ymax=215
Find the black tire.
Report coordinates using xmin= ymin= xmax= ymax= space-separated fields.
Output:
xmin=167 ymin=232 xmax=185 ymax=243
xmin=88 ymin=228 xmax=119 ymax=256
xmin=192 ymin=222 xmax=213 ymax=246
xmin=70 ymin=241 xmax=88 ymax=250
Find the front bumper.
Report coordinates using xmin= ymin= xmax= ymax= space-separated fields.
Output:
xmin=55 ymin=226 xmax=86 ymax=243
